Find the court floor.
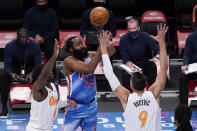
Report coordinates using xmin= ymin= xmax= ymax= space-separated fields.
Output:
xmin=0 ymin=96 xmax=197 ymax=131
xmin=0 ymin=111 xmax=197 ymax=131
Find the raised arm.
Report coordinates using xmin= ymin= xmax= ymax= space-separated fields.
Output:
xmin=33 ymin=39 xmax=59 ymax=91
xmin=149 ymin=24 xmax=168 ymax=99
xmin=64 ymin=31 xmax=114 ymax=74
xmin=99 ymin=31 xmax=130 ymax=111
xmin=64 ymin=47 xmax=101 ymax=74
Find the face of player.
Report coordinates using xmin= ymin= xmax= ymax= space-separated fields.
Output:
xmin=71 ymin=37 xmax=88 ymax=61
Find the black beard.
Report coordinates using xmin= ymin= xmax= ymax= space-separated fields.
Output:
xmin=17 ymin=40 xmax=27 ymax=48
xmin=73 ymin=47 xmax=88 ymax=61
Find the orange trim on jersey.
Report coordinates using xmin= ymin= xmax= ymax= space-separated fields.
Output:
xmin=53 ymin=108 xmax=57 ymax=119
xmin=49 ymin=96 xmax=58 ymax=106
xmin=193 ymin=5 xmax=197 ymax=23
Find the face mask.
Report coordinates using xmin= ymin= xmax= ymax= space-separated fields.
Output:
xmin=36 ymin=4 xmax=47 ymax=11
xmin=73 ymin=47 xmax=88 ymax=61
xmin=129 ymin=31 xmax=140 ymax=39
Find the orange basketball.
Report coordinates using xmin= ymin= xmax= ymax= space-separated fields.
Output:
xmin=90 ymin=7 xmax=109 ymax=27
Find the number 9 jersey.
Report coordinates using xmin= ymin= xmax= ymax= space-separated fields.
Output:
xmin=123 ymin=91 xmax=162 ymax=131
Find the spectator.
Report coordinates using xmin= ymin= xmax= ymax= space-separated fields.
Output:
xmin=23 ymin=0 xmax=58 ymax=60
xmin=80 ymin=0 xmax=116 ymax=51
xmin=0 ymin=28 xmax=42 ymax=118
xmin=119 ymin=16 xmax=159 ymax=91
xmin=174 ymin=104 xmax=193 ymax=131
xmin=179 ymin=31 xmax=197 ymax=105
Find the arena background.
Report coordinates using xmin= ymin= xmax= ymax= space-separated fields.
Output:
xmin=0 ymin=0 xmax=197 ymax=130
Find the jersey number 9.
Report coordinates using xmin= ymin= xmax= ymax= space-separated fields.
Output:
xmin=139 ymin=110 xmax=148 ymax=127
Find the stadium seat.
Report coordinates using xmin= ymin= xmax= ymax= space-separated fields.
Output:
xmin=140 ymin=10 xmax=168 ymax=36
xmin=0 ymin=0 xmax=24 ymax=30
xmin=188 ymin=80 xmax=197 ymax=106
xmin=58 ymin=0 xmax=87 ymax=29
xmin=175 ymin=0 xmax=196 ymax=31
xmin=10 ymin=83 xmax=33 ymax=104
xmin=174 ymin=0 xmax=196 ymax=56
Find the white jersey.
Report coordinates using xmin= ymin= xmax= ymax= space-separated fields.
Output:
xmin=123 ymin=91 xmax=161 ymax=131
xmin=26 ymin=83 xmax=59 ymax=131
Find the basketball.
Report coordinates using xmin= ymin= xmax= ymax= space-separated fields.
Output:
xmin=90 ymin=7 xmax=109 ymax=28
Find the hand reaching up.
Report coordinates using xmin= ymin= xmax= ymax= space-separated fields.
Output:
xmin=98 ymin=30 xmax=111 ymax=54
xmin=150 ymin=23 xmax=168 ymax=44
xmin=53 ymin=39 xmax=59 ymax=58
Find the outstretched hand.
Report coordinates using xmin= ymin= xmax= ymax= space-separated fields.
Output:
xmin=150 ymin=23 xmax=168 ymax=43
xmin=53 ymin=39 xmax=59 ymax=58
xmin=98 ymin=30 xmax=111 ymax=54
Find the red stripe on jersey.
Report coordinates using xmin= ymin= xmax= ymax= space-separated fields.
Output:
xmin=67 ymin=76 xmax=72 ymax=97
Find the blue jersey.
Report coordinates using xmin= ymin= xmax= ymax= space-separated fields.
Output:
xmin=64 ymin=57 xmax=98 ymax=124
xmin=65 ymin=57 xmax=97 ymax=104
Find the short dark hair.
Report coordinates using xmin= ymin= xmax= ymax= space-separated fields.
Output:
xmin=175 ymin=104 xmax=193 ymax=131
xmin=32 ymin=64 xmax=45 ymax=83
xmin=64 ymin=36 xmax=77 ymax=53
xmin=131 ymin=72 xmax=147 ymax=91
xmin=125 ymin=16 xmax=139 ymax=26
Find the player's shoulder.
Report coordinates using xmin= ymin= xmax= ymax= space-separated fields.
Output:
xmin=64 ymin=56 xmax=76 ymax=64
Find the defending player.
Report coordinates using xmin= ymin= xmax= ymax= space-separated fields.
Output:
xmin=26 ymin=39 xmax=76 ymax=131
xmin=101 ymin=24 xmax=168 ymax=131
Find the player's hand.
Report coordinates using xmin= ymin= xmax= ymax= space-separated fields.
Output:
xmin=68 ymin=100 xmax=77 ymax=109
xmin=150 ymin=23 xmax=168 ymax=43
xmin=98 ymin=30 xmax=111 ymax=54
xmin=181 ymin=65 xmax=188 ymax=74
xmin=53 ymin=39 xmax=59 ymax=58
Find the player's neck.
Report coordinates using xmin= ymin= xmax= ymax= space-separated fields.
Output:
xmin=135 ymin=90 xmax=145 ymax=96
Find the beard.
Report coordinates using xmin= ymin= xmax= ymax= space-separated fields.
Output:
xmin=73 ymin=47 xmax=88 ymax=61
xmin=17 ymin=39 xmax=28 ymax=48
